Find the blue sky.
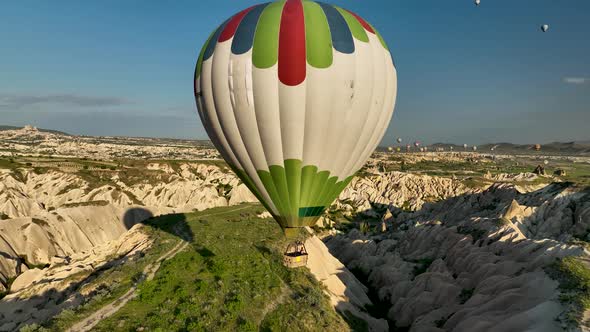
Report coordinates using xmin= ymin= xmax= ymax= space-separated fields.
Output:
xmin=1 ymin=0 xmax=588 ymax=145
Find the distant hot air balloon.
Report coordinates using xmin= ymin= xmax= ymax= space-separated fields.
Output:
xmin=195 ymin=0 xmax=397 ymax=238
xmin=397 ymin=137 xmax=402 ymax=144
xmin=420 ymin=147 xmax=424 ymax=152
xmin=534 ymin=144 xmax=541 ymax=151
xmin=475 ymin=0 xmax=481 ymax=6
xmin=424 ymin=147 xmax=428 ymax=152
xmin=414 ymin=141 xmax=421 ymax=148
xmin=396 ymin=147 xmax=401 ymax=152
xmin=406 ymin=144 xmax=411 ymax=152
xmin=473 ymin=146 xmax=477 ymax=151
xmin=541 ymin=24 xmax=549 ymax=32
xmin=463 ymin=143 xmax=468 ymax=150
xmin=388 ymin=146 xmax=394 ymax=152
xmin=450 ymin=146 xmax=454 ymax=151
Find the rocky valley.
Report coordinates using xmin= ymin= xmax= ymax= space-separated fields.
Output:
xmin=1 ymin=126 xmax=590 ymax=331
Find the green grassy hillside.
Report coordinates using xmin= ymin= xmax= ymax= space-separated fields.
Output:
xmin=38 ymin=204 xmax=350 ymax=332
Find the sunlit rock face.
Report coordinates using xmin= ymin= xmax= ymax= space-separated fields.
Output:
xmin=335 ymin=171 xmax=474 ymax=215
xmin=305 ymin=234 xmax=389 ymax=332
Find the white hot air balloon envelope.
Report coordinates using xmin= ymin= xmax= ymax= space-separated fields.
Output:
xmin=541 ymin=24 xmax=549 ymax=32
xmin=397 ymin=138 xmax=402 ymax=144
xmin=475 ymin=0 xmax=481 ymax=6
xmin=194 ymin=1 xmax=397 ymax=236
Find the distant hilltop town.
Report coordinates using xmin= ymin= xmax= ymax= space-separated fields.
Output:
xmin=22 ymin=125 xmax=38 ymax=131
xmin=0 ymin=125 xmax=218 ymax=161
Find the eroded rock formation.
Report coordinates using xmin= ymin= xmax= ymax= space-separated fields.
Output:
xmin=325 ymin=180 xmax=590 ymax=331
xmin=0 ymin=163 xmax=256 ymax=289
xmin=0 ymin=224 xmax=152 ymax=330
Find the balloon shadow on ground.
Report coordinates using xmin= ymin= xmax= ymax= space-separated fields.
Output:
xmin=122 ymin=207 xmax=194 ymax=242
xmin=122 ymin=207 xmax=154 ymax=230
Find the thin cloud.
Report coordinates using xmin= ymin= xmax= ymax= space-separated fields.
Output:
xmin=563 ymin=77 xmax=588 ymax=84
xmin=0 ymin=93 xmax=132 ymax=109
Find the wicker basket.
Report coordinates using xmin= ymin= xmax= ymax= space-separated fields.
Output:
xmin=283 ymin=241 xmax=308 ymax=268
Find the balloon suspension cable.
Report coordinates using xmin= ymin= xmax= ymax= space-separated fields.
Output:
xmin=283 ymin=227 xmax=300 ymax=239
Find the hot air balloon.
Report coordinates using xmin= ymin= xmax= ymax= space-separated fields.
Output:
xmin=534 ymin=144 xmax=541 ymax=151
xmin=397 ymin=137 xmax=402 ymax=144
xmin=475 ymin=0 xmax=481 ymax=6
xmin=414 ymin=141 xmax=421 ymax=148
xmin=472 ymin=146 xmax=477 ymax=151
xmin=450 ymin=146 xmax=454 ymax=151
xmin=388 ymin=146 xmax=394 ymax=152
xmin=406 ymin=144 xmax=411 ymax=152
xmin=463 ymin=143 xmax=468 ymax=150
xmin=194 ymin=0 xmax=397 ymax=239
xmin=541 ymin=24 xmax=549 ymax=32
xmin=396 ymin=147 xmax=401 ymax=152
xmin=419 ymin=147 xmax=424 ymax=152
